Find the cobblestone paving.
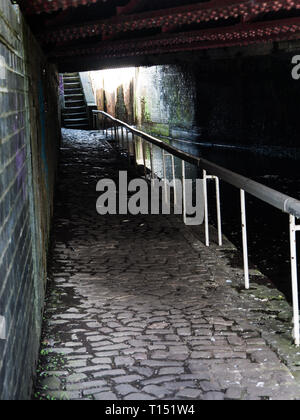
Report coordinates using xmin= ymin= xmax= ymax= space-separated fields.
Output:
xmin=34 ymin=129 xmax=300 ymax=400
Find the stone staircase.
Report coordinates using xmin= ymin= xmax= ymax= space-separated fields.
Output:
xmin=62 ymin=73 xmax=89 ymax=130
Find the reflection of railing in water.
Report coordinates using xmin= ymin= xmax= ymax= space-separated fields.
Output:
xmin=93 ymin=109 xmax=300 ymax=347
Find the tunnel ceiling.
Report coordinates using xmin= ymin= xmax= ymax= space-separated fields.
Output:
xmin=14 ymin=0 xmax=300 ymax=71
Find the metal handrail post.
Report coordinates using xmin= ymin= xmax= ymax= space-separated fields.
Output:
xmin=289 ymin=215 xmax=300 ymax=347
xmin=142 ymin=139 xmax=147 ymax=179
xmin=203 ymin=170 xmax=209 ymax=247
xmin=114 ymin=121 xmax=117 ymax=142
xmin=205 ymin=174 xmax=223 ymax=247
xmin=182 ymin=160 xmax=187 ymax=225
xmin=150 ymin=143 xmax=155 ymax=185
xmin=121 ymin=126 xmax=125 ymax=151
xmin=241 ymin=189 xmax=250 ymax=290
xmin=215 ymin=177 xmax=223 ymax=246
xmin=126 ymin=130 xmax=131 ymax=164
xmin=133 ymin=134 xmax=137 ymax=169
xmin=114 ymin=121 xmax=117 ymax=143
xmin=162 ymin=150 xmax=168 ymax=204
xmin=171 ymin=155 xmax=177 ymax=205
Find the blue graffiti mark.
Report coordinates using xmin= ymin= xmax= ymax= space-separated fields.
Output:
xmin=16 ymin=148 xmax=27 ymax=201
xmin=38 ymin=79 xmax=49 ymax=192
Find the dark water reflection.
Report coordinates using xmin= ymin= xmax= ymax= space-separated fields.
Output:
xmin=170 ymin=137 xmax=300 ymax=179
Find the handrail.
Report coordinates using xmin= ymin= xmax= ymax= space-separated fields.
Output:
xmin=94 ymin=111 xmax=201 ymax=165
xmin=93 ymin=109 xmax=300 ymax=346
xmin=94 ymin=110 xmax=300 ymax=219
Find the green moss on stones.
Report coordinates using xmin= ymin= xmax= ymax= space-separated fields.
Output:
xmin=149 ymin=123 xmax=170 ymax=138
xmin=115 ymin=85 xmax=128 ymax=121
xmin=141 ymin=96 xmax=151 ymax=124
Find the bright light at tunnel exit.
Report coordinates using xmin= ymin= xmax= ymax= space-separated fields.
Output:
xmin=89 ymin=67 xmax=136 ymax=94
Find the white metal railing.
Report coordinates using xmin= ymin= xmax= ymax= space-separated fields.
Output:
xmin=93 ymin=110 xmax=300 ymax=346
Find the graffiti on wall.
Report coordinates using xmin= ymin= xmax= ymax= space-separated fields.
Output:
xmin=38 ymin=78 xmax=49 ymax=192
xmin=15 ymin=148 xmax=27 ymax=201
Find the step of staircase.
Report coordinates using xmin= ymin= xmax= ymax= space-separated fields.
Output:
xmin=64 ymin=93 xmax=85 ymax=101
xmin=64 ymin=88 xmax=82 ymax=94
xmin=65 ymin=99 xmax=86 ymax=107
xmin=64 ymin=122 xmax=89 ymax=129
xmin=64 ymin=77 xmax=81 ymax=83
xmin=64 ymin=82 xmax=81 ymax=88
xmin=63 ymin=106 xmax=87 ymax=114
xmin=64 ymin=117 xmax=89 ymax=123
xmin=62 ymin=111 xmax=87 ymax=118
xmin=62 ymin=72 xmax=90 ymax=130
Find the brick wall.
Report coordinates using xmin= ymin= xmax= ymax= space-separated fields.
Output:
xmin=135 ymin=65 xmax=197 ymax=139
xmin=91 ymin=65 xmax=197 ymax=139
xmin=0 ymin=1 xmax=60 ymax=400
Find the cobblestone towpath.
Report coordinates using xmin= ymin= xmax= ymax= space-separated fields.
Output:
xmin=34 ymin=129 xmax=300 ymax=401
